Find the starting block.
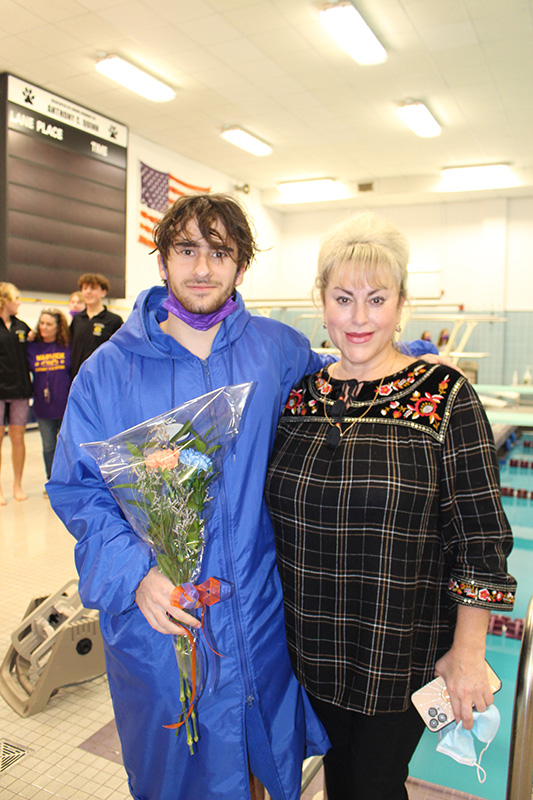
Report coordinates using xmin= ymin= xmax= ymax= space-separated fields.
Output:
xmin=0 ymin=580 xmax=106 ymax=717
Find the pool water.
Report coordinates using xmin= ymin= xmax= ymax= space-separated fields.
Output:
xmin=409 ymin=434 xmax=533 ymax=799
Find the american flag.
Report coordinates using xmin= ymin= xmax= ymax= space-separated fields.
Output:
xmin=138 ymin=162 xmax=211 ymax=247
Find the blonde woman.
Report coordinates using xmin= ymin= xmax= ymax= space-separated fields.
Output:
xmin=266 ymin=212 xmax=516 ymax=800
xmin=27 ymin=309 xmax=72 ymax=488
xmin=0 ymin=283 xmax=32 ymax=503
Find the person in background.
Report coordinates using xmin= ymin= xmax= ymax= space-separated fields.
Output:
xmin=27 ymin=309 xmax=71 ymax=492
xmin=265 ymin=211 xmax=516 ymax=800
xmin=70 ymin=273 xmax=123 ymax=377
xmin=68 ymin=290 xmax=85 ymax=319
xmin=421 ymin=329 xmax=432 ymax=341
xmin=0 ymin=282 xmax=32 ymax=504
xmin=438 ymin=328 xmax=450 ymax=348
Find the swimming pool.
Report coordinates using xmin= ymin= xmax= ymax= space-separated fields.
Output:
xmin=409 ymin=431 xmax=533 ymax=800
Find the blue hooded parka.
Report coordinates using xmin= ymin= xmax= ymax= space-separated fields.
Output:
xmin=47 ymin=286 xmax=330 ymax=800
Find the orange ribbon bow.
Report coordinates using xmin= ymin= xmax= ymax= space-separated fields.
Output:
xmin=163 ymin=577 xmax=227 ymax=731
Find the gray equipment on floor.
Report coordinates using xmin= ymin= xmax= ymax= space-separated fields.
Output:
xmin=0 ymin=580 xmax=106 ymax=716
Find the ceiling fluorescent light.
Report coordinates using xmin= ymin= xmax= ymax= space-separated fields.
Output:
xmin=439 ymin=164 xmax=518 ymax=192
xmin=397 ymin=101 xmax=441 ymax=137
xmin=319 ymin=3 xmax=387 ymax=66
xmin=95 ymin=55 xmax=175 ymax=102
xmin=220 ymin=127 xmax=272 ymax=156
xmin=277 ymin=178 xmax=350 ymax=203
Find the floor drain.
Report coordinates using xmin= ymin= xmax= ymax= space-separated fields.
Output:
xmin=0 ymin=739 xmax=28 ymax=773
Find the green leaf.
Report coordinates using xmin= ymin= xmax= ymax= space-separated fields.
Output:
xmin=157 ymin=554 xmax=172 ymax=573
xmin=194 ymin=436 xmax=207 ymax=454
xmin=125 ymin=499 xmax=151 ymax=510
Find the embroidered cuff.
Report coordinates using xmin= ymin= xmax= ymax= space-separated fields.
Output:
xmin=447 ymin=575 xmax=516 ymax=609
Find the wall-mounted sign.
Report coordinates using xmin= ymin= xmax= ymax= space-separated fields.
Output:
xmin=0 ymin=73 xmax=128 ymax=296
xmin=7 ymin=75 xmax=128 ymax=169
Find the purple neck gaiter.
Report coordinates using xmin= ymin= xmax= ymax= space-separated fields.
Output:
xmin=162 ymin=291 xmax=238 ymax=331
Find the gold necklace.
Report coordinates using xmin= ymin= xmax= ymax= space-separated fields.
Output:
xmin=323 ymin=362 xmax=387 ymax=447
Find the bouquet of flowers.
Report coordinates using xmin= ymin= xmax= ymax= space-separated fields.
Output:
xmin=82 ymin=383 xmax=253 ymax=753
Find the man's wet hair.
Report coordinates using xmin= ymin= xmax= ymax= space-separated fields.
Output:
xmin=153 ymin=193 xmax=259 ymax=271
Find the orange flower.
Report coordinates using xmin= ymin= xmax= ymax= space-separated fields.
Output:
xmin=145 ymin=449 xmax=181 ymax=471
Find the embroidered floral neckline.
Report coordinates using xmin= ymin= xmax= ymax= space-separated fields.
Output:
xmin=283 ymin=361 xmax=462 ymax=442
xmin=314 ymin=360 xmax=428 ymax=407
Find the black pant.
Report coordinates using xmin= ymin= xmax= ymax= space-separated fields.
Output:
xmin=309 ymin=695 xmax=426 ymax=800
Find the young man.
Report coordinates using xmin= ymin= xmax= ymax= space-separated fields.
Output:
xmin=48 ymin=194 xmax=437 ymax=800
xmin=48 ymin=195 xmax=330 ymax=800
xmin=70 ymin=273 xmax=123 ymax=376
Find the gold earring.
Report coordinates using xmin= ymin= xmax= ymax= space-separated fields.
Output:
xmin=395 ymin=323 xmax=402 ymax=333
xmin=322 ymin=321 xmax=327 ymax=329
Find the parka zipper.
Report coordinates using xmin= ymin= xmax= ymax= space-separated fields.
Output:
xmin=199 ymin=357 xmax=255 ymax=708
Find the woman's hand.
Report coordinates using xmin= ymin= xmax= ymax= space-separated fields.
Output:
xmin=434 ymin=605 xmax=493 ymax=729
xmin=434 ymin=648 xmax=494 ymax=730
xmin=420 ymin=352 xmax=466 ymax=375
xmin=135 ymin=566 xmax=201 ymax=635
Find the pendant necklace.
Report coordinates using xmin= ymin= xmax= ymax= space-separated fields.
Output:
xmin=323 ymin=362 xmax=387 ymax=448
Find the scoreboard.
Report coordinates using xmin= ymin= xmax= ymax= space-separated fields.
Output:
xmin=0 ymin=73 xmax=128 ymax=297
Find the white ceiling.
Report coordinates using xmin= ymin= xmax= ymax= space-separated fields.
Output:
xmin=2 ymin=0 xmax=533 ymax=211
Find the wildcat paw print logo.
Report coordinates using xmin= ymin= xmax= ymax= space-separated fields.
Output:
xmin=22 ymin=87 xmax=35 ymax=105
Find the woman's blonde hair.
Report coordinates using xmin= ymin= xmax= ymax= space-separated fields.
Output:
xmin=0 ymin=282 xmax=18 ymax=312
xmin=315 ymin=211 xmax=410 ymax=301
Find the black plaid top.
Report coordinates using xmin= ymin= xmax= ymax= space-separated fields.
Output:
xmin=265 ymin=361 xmax=516 ymax=715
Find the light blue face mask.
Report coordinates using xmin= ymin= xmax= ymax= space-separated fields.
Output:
xmin=436 ymin=704 xmax=500 ymax=783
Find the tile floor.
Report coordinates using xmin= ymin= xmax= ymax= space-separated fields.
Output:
xmin=0 ymin=428 xmax=131 ymax=800
xmin=0 ymin=429 xmax=494 ymax=799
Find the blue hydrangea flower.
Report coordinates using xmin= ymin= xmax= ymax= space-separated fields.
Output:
xmin=180 ymin=449 xmax=212 ymax=472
